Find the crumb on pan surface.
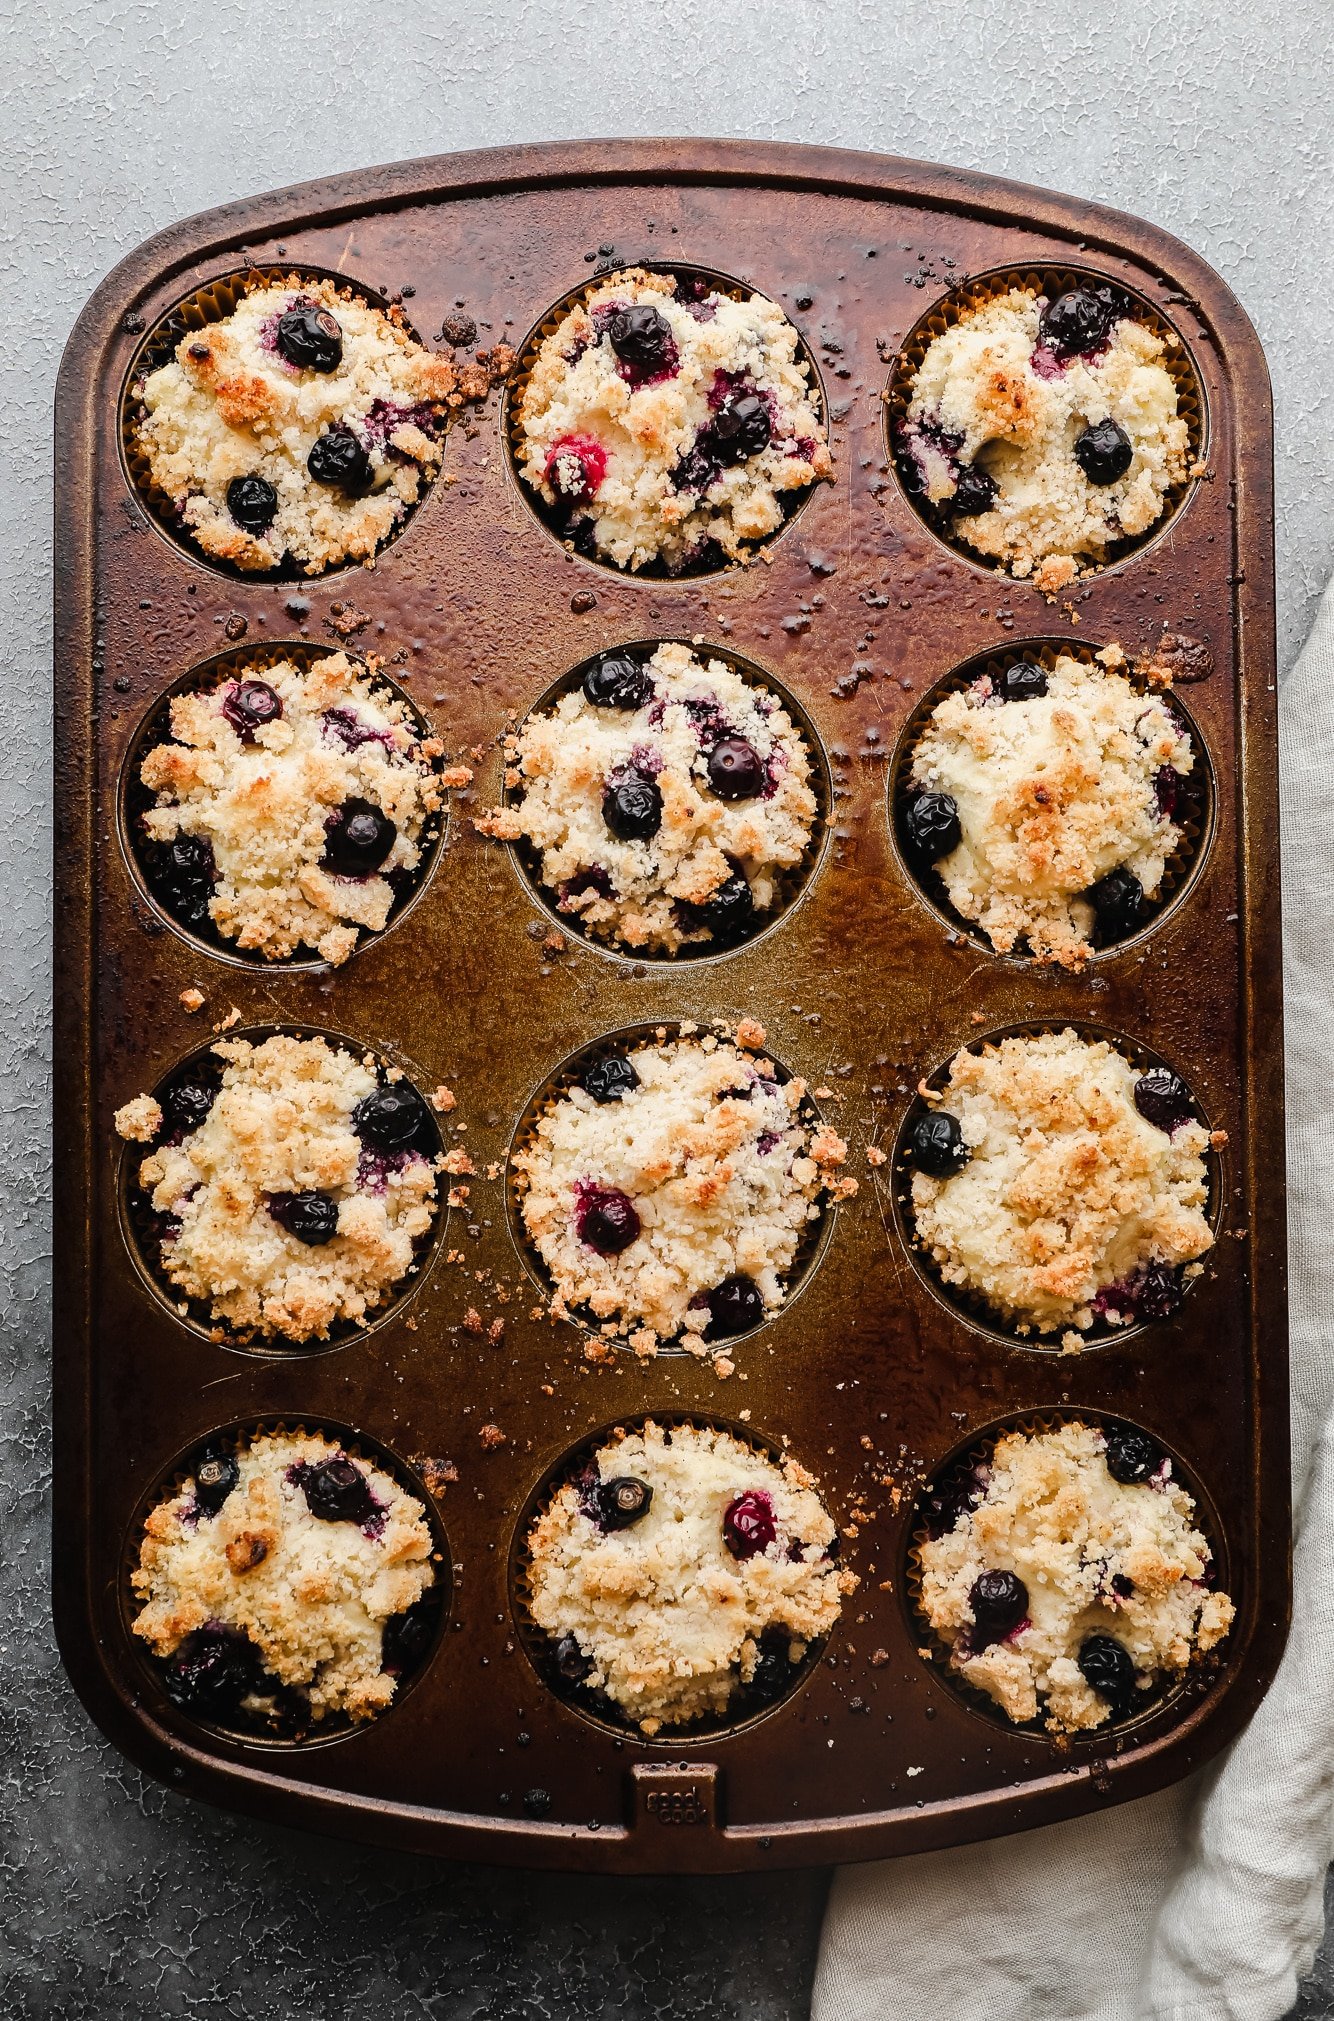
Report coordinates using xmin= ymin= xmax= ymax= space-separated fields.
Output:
xmin=132 ymin=1429 xmax=435 ymax=1724
xmin=526 ymin=1420 xmax=854 ymax=1732
xmin=908 ymin=1029 xmax=1214 ymax=1335
xmin=477 ymin=641 xmax=818 ymax=954
xmin=917 ymin=1421 xmax=1233 ymax=1732
xmin=136 ymin=650 xmax=444 ymax=965
xmin=134 ymin=273 xmax=511 ymax=574
xmin=512 ymin=1029 xmax=848 ymax=1354
xmin=907 ymin=650 xmax=1193 ymax=966
xmin=515 ymin=267 xmax=831 ymax=572
xmin=116 ymin=1033 xmax=441 ymax=1342
xmin=896 ymin=286 xmax=1190 ymax=591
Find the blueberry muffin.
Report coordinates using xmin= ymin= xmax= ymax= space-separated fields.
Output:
xmin=895 ymin=285 xmax=1192 ymax=593
xmin=132 ymin=1430 xmax=438 ymax=1727
xmin=477 ymin=642 xmax=819 ymax=954
xmin=512 ymin=1027 xmax=850 ymax=1356
xmin=905 ymin=1029 xmax=1218 ymax=1339
xmin=917 ymin=1421 xmax=1234 ymax=1731
xmin=526 ymin=1420 xmax=853 ymax=1733
xmin=903 ymin=649 xmax=1194 ymax=965
xmin=133 ymin=274 xmax=511 ymax=573
xmin=136 ymin=651 xmax=445 ymax=965
xmin=115 ymin=1035 xmax=441 ymax=1343
xmin=515 ymin=267 xmax=831 ymax=571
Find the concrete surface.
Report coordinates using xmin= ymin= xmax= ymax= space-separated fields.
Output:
xmin=3 ymin=2 xmax=1333 ymax=2015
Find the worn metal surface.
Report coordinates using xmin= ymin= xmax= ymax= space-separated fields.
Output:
xmin=6 ymin=1 xmax=1333 ymax=2012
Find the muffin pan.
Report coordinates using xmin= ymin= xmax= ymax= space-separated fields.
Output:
xmin=54 ymin=140 xmax=1286 ymax=1871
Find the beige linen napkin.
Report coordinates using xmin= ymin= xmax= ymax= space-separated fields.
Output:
xmin=814 ymin=575 xmax=1334 ymax=2021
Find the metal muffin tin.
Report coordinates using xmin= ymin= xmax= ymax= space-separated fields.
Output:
xmin=53 ymin=139 xmax=1286 ymax=1872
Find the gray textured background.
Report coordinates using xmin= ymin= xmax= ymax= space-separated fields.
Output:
xmin=5 ymin=2 xmax=1333 ymax=2014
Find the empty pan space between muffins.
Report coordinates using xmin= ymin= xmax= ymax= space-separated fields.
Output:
xmin=118 ymin=641 xmax=451 ymax=969
xmin=114 ymin=1024 xmax=449 ymax=1354
xmin=481 ymin=638 xmax=832 ymax=964
xmin=890 ymin=638 xmax=1214 ymax=965
xmin=890 ymin=1022 xmax=1225 ymax=1350
xmin=121 ymin=1417 xmax=452 ymax=1746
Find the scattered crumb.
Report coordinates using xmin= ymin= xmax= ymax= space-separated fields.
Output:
xmin=179 ymin=987 xmax=205 ymax=1014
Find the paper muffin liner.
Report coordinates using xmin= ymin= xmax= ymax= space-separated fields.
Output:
xmin=120 ymin=265 xmax=439 ymax=581
xmin=118 ymin=639 xmax=449 ymax=970
xmin=503 ymin=262 xmax=829 ymax=578
xmin=510 ymin=1411 xmax=839 ymax=1741
xmin=903 ymin=1408 xmax=1232 ymax=1740
xmin=500 ymin=638 xmax=831 ymax=964
xmin=504 ymin=1019 xmax=837 ymax=1354
xmin=889 ymin=1019 xmax=1224 ymax=1350
xmin=891 ymin=637 xmax=1213 ymax=960
xmin=884 ymin=264 xmax=1206 ymax=578
xmin=121 ymin=1416 xmax=452 ymax=1746
xmin=117 ymin=1023 xmax=448 ymax=1355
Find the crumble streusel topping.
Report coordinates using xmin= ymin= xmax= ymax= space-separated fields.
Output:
xmin=116 ymin=1034 xmax=441 ymax=1343
xmin=906 ymin=651 xmax=1194 ymax=966
xmin=515 ymin=267 xmax=831 ymax=572
xmin=134 ymin=274 xmax=510 ymax=574
xmin=896 ymin=285 xmax=1191 ymax=592
xmin=137 ymin=650 xmax=444 ymax=966
xmin=476 ymin=641 xmax=819 ymax=955
xmin=512 ymin=1030 xmax=848 ymax=1354
xmin=132 ymin=1429 xmax=436 ymax=1724
xmin=526 ymin=1420 xmax=853 ymax=1733
xmin=917 ymin=1421 xmax=1233 ymax=1732
xmin=908 ymin=1029 xmax=1215 ymax=1335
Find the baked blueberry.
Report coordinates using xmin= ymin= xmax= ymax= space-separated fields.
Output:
xmin=695 ymin=864 xmax=756 ymax=944
xmin=1133 ymin=1068 xmax=1193 ymax=1134
xmin=952 ymin=464 xmax=998 ymax=515
xmin=381 ymin=1598 xmax=435 ymax=1675
xmin=597 ymin=1475 xmax=653 ymax=1531
xmin=151 ymin=833 xmax=217 ymax=927
xmin=704 ymin=1271 xmax=765 ymax=1339
xmin=221 ymin=678 xmax=283 ymax=740
xmin=553 ymin=1631 xmax=594 ymax=1682
xmin=745 ymin=1628 xmax=798 ymax=1706
xmin=1077 ymin=1632 xmax=1137 ymax=1708
xmin=707 ymin=736 xmax=766 ymax=801
xmin=581 ymin=1053 xmax=641 ymax=1104
xmin=324 ymin=797 xmax=397 ymax=876
xmin=275 ymin=304 xmax=344 ymax=373
xmin=162 ymin=1624 xmax=258 ymax=1718
xmin=1136 ymin=1260 xmax=1184 ymax=1322
xmin=268 ymin=1190 xmax=340 ymax=1246
xmin=1038 ymin=287 xmax=1124 ymax=362
xmin=903 ymin=789 xmax=962 ymax=863
xmin=582 ymin=653 xmax=653 ymax=710
xmin=723 ymin=1489 xmax=776 ymax=1560
xmin=997 ymin=661 xmax=1049 ymax=702
xmin=1074 ymin=418 xmax=1134 ymax=485
xmin=307 ymin=424 xmax=373 ymax=494
xmin=301 ymin=1456 xmax=376 ymax=1523
xmin=712 ymin=389 xmax=772 ymax=462
xmin=225 ymin=474 xmax=278 ymax=533
xmin=969 ymin=1569 xmax=1028 ymax=1647
xmin=193 ymin=1449 xmax=239 ymax=1516
xmin=601 ymin=774 xmax=663 ymax=841
xmin=576 ymin=1185 xmax=641 ymax=1255
xmin=1085 ymin=866 xmax=1144 ymax=944
xmin=1104 ymin=1427 xmax=1161 ymax=1484
xmin=353 ymin=1082 xmax=433 ymax=1151
xmin=606 ymin=303 xmax=676 ymax=375
xmin=545 ymin=434 xmax=607 ymax=506
xmin=908 ymin=1110 xmax=969 ymax=1177
xmin=921 ymin=1472 xmax=981 ymax=1540
xmin=161 ymin=1063 xmax=222 ymax=1134
xmin=1111 ymin=1572 xmax=1136 ymax=1599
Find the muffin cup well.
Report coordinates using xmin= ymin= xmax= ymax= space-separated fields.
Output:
xmin=903 ymin=1409 xmax=1232 ymax=1742
xmin=121 ymin=1416 xmax=452 ymax=1747
xmin=117 ymin=1023 xmax=448 ymax=1355
xmin=505 ymin=1019 xmax=837 ymax=1355
xmin=889 ymin=1020 xmax=1224 ymax=1350
xmin=510 ymin=1412 xmax=841 ymax=1742
xmin=889 ymin=638 xmax=1214 ymax=960
xmin=884 ymin=265 xmax=1206 ymax=578
xmin=501 ymin=638 xmax=831 ymax=965
xmin=118 ymin=640 xmax=448 ymax=970
xmin=503 ymin=263 xmax=829 ymax=578
xmin=120 ymin=265 xmax=437 ymax=581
